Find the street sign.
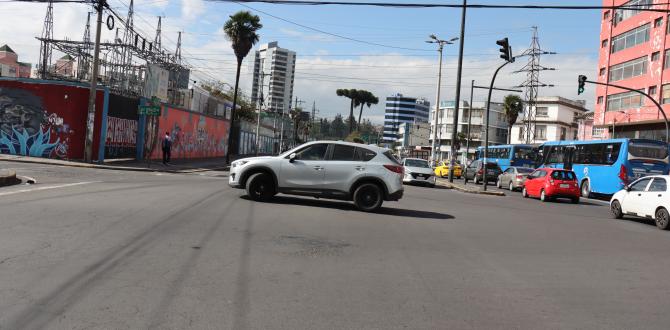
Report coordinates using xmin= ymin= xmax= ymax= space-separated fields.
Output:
xmin=138 ymin=105 xmax=161 ymax=116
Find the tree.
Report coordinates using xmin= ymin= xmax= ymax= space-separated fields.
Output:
xmin=331 ymin=114 xmax=346 ymax=139
xmin=336 ymin=89 xmax=362 ymax=134
xmin=502 ymin=94 xmax=523 ymax=144
xmin=223 ymin=11 xmax=262 ymax=163
xmin=355 ymin=90 xmax=379 ymax=131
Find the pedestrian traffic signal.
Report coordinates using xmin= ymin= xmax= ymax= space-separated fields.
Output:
xmin=496 ymin=38 xmax=512 ymax=62
xmin=578 ymin=75 xmax=587 ymax=95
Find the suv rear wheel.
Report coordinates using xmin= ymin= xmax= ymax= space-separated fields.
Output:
xmin=245 ymin=172 xmax=276 ymax=202
xmin=353 ymin=183 xmax=383 ymax=212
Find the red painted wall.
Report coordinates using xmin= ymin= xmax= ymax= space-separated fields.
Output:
xmin=148 ymin=105 xmax=230 ymax=160
xmin=0 ymin=79 xmax=105 ymax=160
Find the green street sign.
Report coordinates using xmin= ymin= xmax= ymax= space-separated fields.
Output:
xmin=138 ymin=105 xmax=161 ymax=116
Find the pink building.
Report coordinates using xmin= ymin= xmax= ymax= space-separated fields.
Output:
xmin=54 ymin=54 xmax=75 ymax=77
xmin=0 ymin=44 xmax=31 ymax=78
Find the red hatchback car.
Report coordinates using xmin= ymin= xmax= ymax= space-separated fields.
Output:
xmin=522 ymin=168 xmax=580 ymax=203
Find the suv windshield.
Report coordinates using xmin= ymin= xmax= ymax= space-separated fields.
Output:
xmin=405 ymin=159 xmax=429 ymax=168
xmin=484 ymin=162 xmax=499 ymax=169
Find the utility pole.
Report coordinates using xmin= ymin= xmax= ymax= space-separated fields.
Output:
xmin=427 ymin=35 xmax=458 ymax=165
xmin=84 ymin=0 xmax=105 ymax=163
xmin=448 ymin=0 xmax=467 ymax=183
xmin=255 ymin=60 xmax=269 ymax=156
xmin=311 ymin=101 xmax=317 ymax=140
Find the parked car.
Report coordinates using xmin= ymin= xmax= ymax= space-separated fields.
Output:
xmin=228 ymin=141 xmax=404 ymax=212
xmin=402 ymin=158 xmax=436 ymax=187
xmin=610 ymin=175 xmax=670 ymax=230
xmin=434 ymin=161 xmax=462 ymax=179
xmin=522 ymin=168 xmax=580 ymax=203
xmin=497 ymin=166 xmax=535 ymax=191
xmin=463 ymin=160 xmax=502 ymax=184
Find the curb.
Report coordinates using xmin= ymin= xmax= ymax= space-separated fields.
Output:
xmin=0 ymin=155 xmax=229 ymax=174
xmin=436 ymin=179 xmax=505 ymax=196
xmin=0 ymin=169 xmax=20 ymax=187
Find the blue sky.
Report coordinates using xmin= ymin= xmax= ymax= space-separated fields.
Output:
xmin=0 ymin=0 xmax=603 ymax=122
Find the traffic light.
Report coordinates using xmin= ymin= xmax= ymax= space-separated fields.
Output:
xmin=496 ymin=38 xmax=512 ymax=62
xmin=578 ymin=75 xmax=587 ymax=95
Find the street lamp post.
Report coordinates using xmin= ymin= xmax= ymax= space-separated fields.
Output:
xmin=427 ymin=35 xmax=458 ymax=166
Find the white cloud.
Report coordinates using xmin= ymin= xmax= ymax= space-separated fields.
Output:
xmin=180 ymin=0 xmax=205 ymax=22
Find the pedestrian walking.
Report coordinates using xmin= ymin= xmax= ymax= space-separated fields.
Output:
xmin=162 ymin=132 xmax=172 ymax=165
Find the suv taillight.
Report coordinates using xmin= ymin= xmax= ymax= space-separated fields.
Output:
xmin=619 ymin=164 xmax=628 ymax=185
xmin=384 ymin=165 xmax=404 ymax=174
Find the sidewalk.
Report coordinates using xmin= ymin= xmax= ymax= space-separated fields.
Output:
xmin=436 ymin=178 xmax=505 ymax=196
xmin=0 ymin=154 xmax=230 ymax=174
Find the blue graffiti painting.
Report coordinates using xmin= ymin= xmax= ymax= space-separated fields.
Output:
xmin=0 ymin=87 xmax=69 ymax=158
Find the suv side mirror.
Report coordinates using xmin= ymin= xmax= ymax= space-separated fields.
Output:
xmin=624 ymin=185 xmax=630 ymax=192
xmin=289 ymin=153 xmax=297 ymax=162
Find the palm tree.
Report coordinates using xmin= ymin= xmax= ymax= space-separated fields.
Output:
xmin=356 ymin=90 xmax=379 ymax=131
xmin=502 ymin=94 xmax=523 ymax=144
xmin=223 ymin=11 xmax=262 ymax=163
xmin=336 ymin=88 xmax=362 ymax=133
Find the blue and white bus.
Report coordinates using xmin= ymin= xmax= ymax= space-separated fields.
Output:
xmin=536 ymin=139 xmax=670 ymax=196
xmin=475 ymin=144 xmax=535 ymax=171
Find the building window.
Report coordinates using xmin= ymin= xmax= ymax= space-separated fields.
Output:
xmin=535 ymin=125 xmax=547 ymax=140
xmin=597 ymin=96 xmax=604 ymax=104
xmin=653 ymin=51 xmax=661 ymax=61
xmin=560 ymin=127 xmax=567 ymax=140
xmin=656 ymin=17 xmax=664 ymax=28
xmin=607 ymin=90 xmax=644 ymax=111
xmin=609 ymin=56 xmax=647 ymax=82
xmin=663 ymin=84 xmax=670 ymax=104
xmin=573 ymin=112 xmax=579 ymax=123
xmin=664 ymin=51 xmax=670 ymax=69
xmin=611 ymin=24 xmax=650 ymax=53
xmin=518 ymin=126 xmax=525 ymax=140
xmin=536 ymin=106 xmax=549 ymax=117
xmin=615 ymin=0 xmax=652 ymax=23
xmin=650 ymin=85 xmax=658 ymax=95
xmin=604 ymin=11 xmax=610 ymax=20
xmin=601 ymin=39 xmax=608 ymax=48
xmin=592 ymin=127 xmax=606 ymax=137
xmin=599 ymin=67 xmax=606 ymax=76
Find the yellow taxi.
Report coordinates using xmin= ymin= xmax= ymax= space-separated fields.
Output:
xmin=434 ymin=161 xmax=462 ymax=178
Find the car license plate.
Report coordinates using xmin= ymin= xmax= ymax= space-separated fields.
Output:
xmin=560 ymin=184 xmax=570 ymax=188
xmin=487 ymin=170 xmax=495 ymax=175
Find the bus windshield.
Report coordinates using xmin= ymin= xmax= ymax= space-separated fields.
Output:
xmin=628 ymin=140 xmax=669 ymax=161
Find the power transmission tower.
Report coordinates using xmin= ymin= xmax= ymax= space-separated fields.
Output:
xmin=78 ymin=11 xmax=92 ymax=80
xmin=513 ymin=26 xmax=555 ymax=144
xmin=175 ymin=31 xmax=182 ymax=65
xmin=38 ymin=0 xmax=54 ymax=79
xmin=154 ymin=16 xmax=162 ymax=52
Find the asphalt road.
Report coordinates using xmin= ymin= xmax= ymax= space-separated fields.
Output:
xmin=2 ymin=161 xmax=670 ymax=329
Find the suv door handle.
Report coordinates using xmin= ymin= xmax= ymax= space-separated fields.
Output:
xmin=313 ymin=166 xmax=324 ymax=171
xmin=355 ymin=166 xmax=365 ymax=171
xmin=638 ymin=193 xmax=642 ymax=196
xmin=659 ymin=194 xmax=663 ymax=197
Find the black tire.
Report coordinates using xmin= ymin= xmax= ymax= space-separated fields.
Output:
xmin=540 ymin=189 xmax=549 ymax=202
xmin=522 ymin=187 xmax=529 ymax=198
xmin=508 ymin=181 xmax=514 ymax=191
xmin=353 ymin=183 xmax=384 ymax=212
xmin=581 ymin=180 xmax=591 ymax=198
xmin=655 ymin=207 xmax=670 ymax=230
xmin=571 ymin=197 xmax=580 ymax=204
xmin=610 ymin=200 xmax=623 ymax=219
xmin=245 ymin=172 xmax=276 ymax=202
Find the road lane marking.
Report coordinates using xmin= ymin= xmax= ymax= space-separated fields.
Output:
xmin=0 ymin=181 xmax=99 ymax=197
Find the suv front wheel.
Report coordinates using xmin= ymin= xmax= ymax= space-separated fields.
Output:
xmin=245 ymin=172 xmax=276 ymax=202
xmin=353 ymin=183 xmax=384 ymax=212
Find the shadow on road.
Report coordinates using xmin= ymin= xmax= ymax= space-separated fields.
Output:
xmin=241 ymin=195 xmax=454 ymax=220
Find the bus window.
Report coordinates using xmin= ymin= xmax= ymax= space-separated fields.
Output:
xmin=628 ymin=140 xmax=669 ymax=162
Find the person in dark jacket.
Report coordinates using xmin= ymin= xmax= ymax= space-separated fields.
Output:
xmin=162 ymin=132 xmax=172 ymax=165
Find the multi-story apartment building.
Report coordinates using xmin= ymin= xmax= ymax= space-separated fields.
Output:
xmin=430 ymin=100 xmax=508 ymax=162
xmin=595 ymin=0 xmax=669 ymax=140
xmin=382 ymin=94 xmax=430 ymax=144
xmin=511 ymin=96 xmax=588 ymax=144
xmin=0 ymin=44 xmax=31 ymax=78
xmin=251 ymin=42 xmax=296 ymax=114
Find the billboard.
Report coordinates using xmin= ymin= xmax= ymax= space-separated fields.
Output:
xmin=144 ymin=64 xmax=168 ymax=102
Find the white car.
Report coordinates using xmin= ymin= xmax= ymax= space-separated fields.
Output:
xmin=228 ymin=141 xmax=404 ymax=212
xmin=401 ymin=158 xmax=436 ymax=187
xmin=610 ymin=175 xmax=670 ymax=230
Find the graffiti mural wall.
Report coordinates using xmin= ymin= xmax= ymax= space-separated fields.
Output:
xmin=148 ymin=105 xmax=230 ymax=159
xmin=0 ymin=79 xmax=104 ymax=160
xmin=105 ymin=94 xmax=139 ymax=159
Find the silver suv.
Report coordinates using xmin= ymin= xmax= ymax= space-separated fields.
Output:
xmin=228 ymin=141 xmax=404 ymax=212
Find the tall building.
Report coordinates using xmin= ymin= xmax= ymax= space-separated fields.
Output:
xmin=510 ymin=96 xmax=588 ymax=144
xmin=0 ymin=44 xmax=31 ymax=78
xmin=430 ymin=100 xmax=508 ymax=162
xmin=251 ymin=42 xmax=296 ymax=114
xmin=595 ymin=1 xmax=668 ymax=140
xmin=383 ymin=94 xmax=430 ymax=143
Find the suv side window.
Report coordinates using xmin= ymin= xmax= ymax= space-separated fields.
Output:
xmin=354 ymin=147 xmax=376 ymax=161
xmin=295 ymin=143 xmax=328 ymax=161
xmin=331 ymin=144 xmax=356 ymax=161
xmin=630 ymin=178 xmax=652 ymax=192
